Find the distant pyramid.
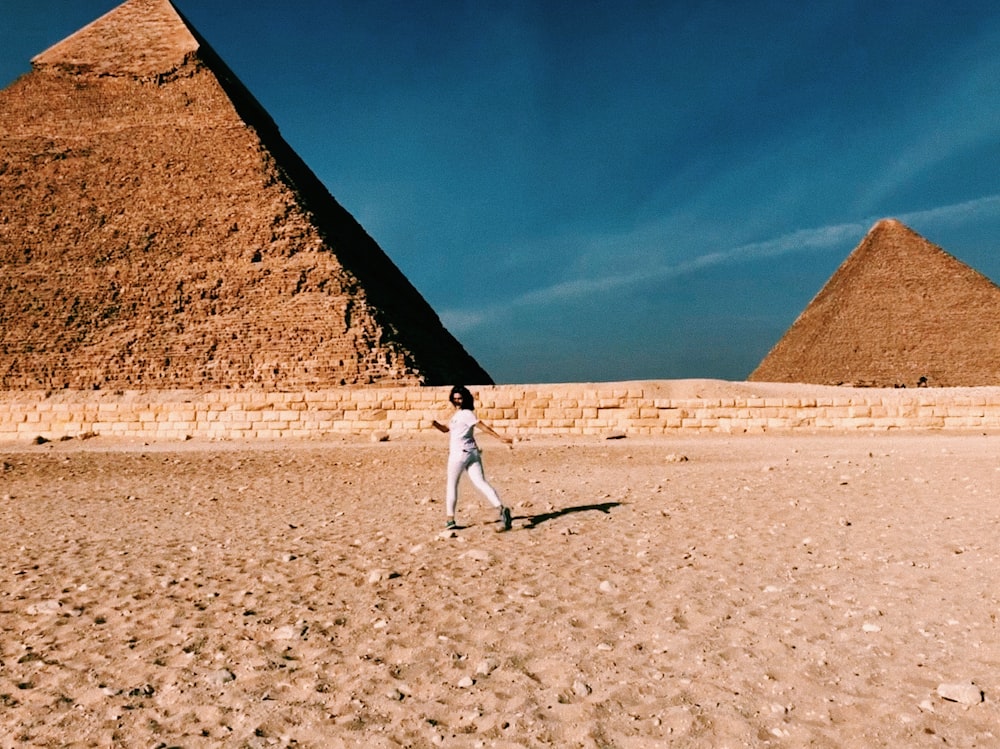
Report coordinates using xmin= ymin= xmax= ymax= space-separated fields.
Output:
xmin=749 ymin=219 xmax=1000 ymax=387
xmin=0 ymin=0 xmax=491 ymax=389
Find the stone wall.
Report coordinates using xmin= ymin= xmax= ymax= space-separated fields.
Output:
xmin=3 ymin=382 xmax=1000 ymax=443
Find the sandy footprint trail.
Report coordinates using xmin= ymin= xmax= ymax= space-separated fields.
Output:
xmin=1 ymin=433 xmax=998 ymax=747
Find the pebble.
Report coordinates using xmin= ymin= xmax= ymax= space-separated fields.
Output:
xmin=205 ymin=668 xmax=236 ymax=685
xmin=367 ymin=569 xmax=401 ymax=583
xmin=25 ymin=600 xmax=62 ymax=615
xmin=937 ymin=682 xmax=984 ymax=705
xmin=475 ymin=659 xmax=496 ymax=676
xmin=573 ymin=679 xmax=592 ymax=696
xmin=457 ymin=676 xmax=475 ymax=688
xmin=271 ymin=625 xmax=299 ymax=640
xmin=599 ymin=580 xmax=616 ymax=594
xmin=664 ymin=453 xmax=689 ymax=463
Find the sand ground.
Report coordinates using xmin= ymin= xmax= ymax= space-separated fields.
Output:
xmin=1 ymin=431 xmax=998 ymax=747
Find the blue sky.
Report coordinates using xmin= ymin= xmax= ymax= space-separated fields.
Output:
xmin=2 ymin=1 xmax=999 ymax=384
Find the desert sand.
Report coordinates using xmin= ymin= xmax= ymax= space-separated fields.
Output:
xmin=2 ymin=430 xmax=998 ymax=747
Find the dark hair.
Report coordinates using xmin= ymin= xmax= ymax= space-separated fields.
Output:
xmin=449 ymin=385 xmax=474 ymax=410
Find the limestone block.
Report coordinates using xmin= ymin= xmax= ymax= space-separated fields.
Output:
xmin=867 ymin=418 xmax=897 ymax=429
xmin=944 ymin=416 xmax=985 ymax=428
xmin=958 ymin=408 xmax=986 ymax=418
xmin=553 ymin=419 xmax=580 ymax=429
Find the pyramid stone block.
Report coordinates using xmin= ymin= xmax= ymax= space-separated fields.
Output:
xmin=749 ymin=219 xmax=1000 ymax=387
xmin=0 ymin=0 xmax=491 ymax=389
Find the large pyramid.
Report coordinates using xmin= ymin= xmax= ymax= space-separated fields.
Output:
xmin=749 ymin=219 xmax=1000 ymax=387
xmin=0 ymin=0 xmax=491 ymax=389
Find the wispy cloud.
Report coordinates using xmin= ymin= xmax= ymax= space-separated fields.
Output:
xmin=897 ymin=193 xmax=1000 ymax=229
xmin=441 ymin=194 xmax=1000 ymax=334
xmin=859 ymin=29 xmax=1000 ymax=207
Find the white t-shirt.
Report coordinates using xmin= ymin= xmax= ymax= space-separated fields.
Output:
xmin=448 ymin=409 xmax=479 ymax=456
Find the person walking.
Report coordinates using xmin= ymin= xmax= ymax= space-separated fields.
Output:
xmin=431 ymin=385 xmax=513 ymax=532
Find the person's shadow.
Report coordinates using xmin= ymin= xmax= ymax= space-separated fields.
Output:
xmin=520 ymin=501 xmax=621 ymax=529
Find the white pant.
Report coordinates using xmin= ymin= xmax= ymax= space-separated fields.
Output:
xmin=446 ymin=448 xmax=502 ymax=516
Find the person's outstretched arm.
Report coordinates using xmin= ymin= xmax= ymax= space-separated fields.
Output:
xmin=431 ymin=420 xmax=449 ymax=433
xmin=477 ymin=420 xmax=513 ymax=444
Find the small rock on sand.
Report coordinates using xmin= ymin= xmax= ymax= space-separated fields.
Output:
xmin=937 ymin=682 xmax=984 ymax=705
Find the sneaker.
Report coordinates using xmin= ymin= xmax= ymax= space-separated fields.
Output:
xmin=445 ymin=519 xmax=457 ymax=530
xmin=499 ymin=506 xmax=512 ymax=532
